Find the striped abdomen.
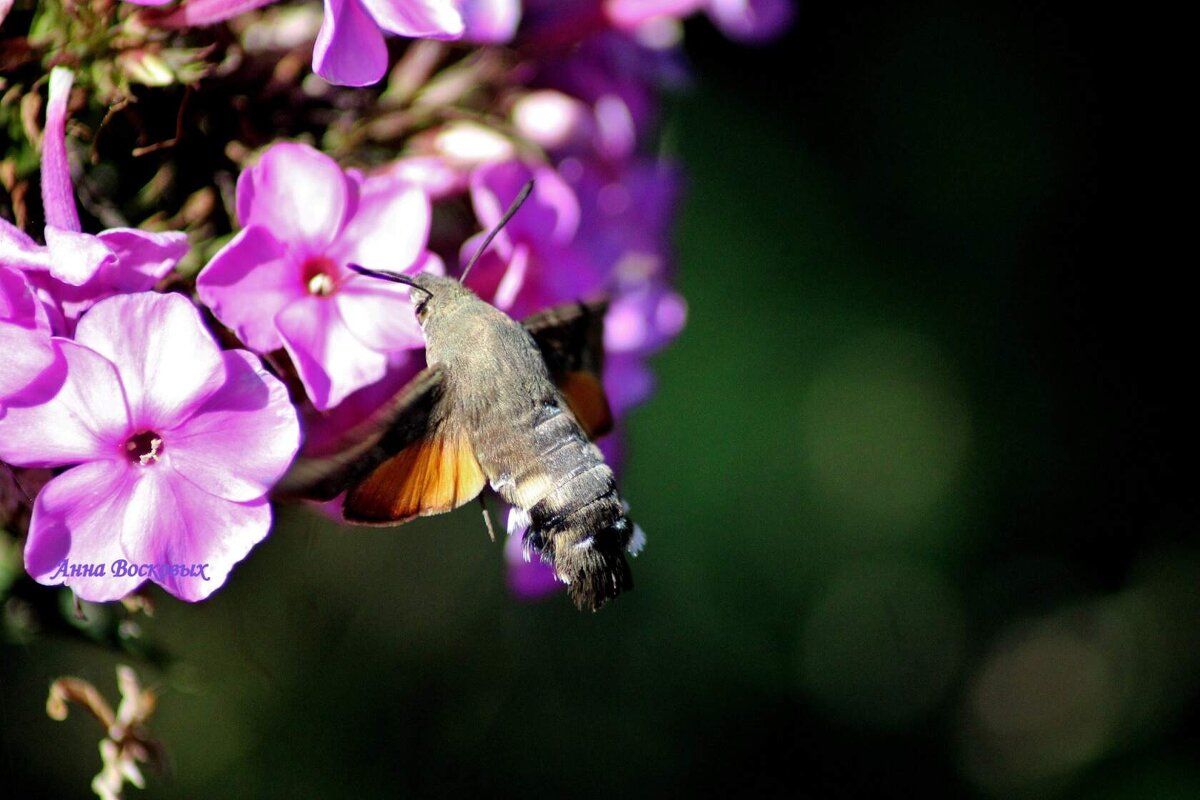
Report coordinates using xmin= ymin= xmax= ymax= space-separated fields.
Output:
xmin=485 ymin=396 xmax=634 ymax=610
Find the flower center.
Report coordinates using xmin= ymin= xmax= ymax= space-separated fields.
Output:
xmin=302 ymin=256 xmax=338 ymax=297
xmin=124 ymin=431 xmax=165 ymax=466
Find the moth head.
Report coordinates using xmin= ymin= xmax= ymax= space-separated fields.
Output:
xmin=346 ymin=267 xmax=468 ymax=327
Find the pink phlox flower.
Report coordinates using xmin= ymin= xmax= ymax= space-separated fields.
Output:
xmin=0 ymin=68 xmax=188 ymax=327
xmin=0 ymin=292 xmax=301 ymax=602
xmin=196 ymin=142 xmax=442 ymax=411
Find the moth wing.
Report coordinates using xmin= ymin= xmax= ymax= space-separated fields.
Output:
xmin=522 ymin=299 xmax=614 ymax=439
xmin=343 ymin=425 xmax=486 ymax=525
xmin=275 ymin=365 xmax=445 ymax=502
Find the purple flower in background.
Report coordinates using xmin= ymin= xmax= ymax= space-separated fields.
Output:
xmin=523 ymin=0 xmax=791 ymax=45
xmin=462 ymin=160 xmax=591 ymax=317
xmin=197 ymin=142 xmax=441 ymax=410
xmin=504 ymin=507 xmax=561 ymax=600
xmin=608 ymin=0 xmax=793 ymax=41
xmin=0 ymin=293 xmax=300 ymax=602
xmin=0 ymin=266 xmax=55 ymax=407
xmin=568 ymin=158 xmax=686 ymax=412
xmin=146 ymin=0 xmax=464 ymax=86
xmin=603 ymin=284 xmax=686 ymax=413
xmin=465 ymin=158 xmax=685 ymax=358
xmin=527 ymin=30 xmax=688 ymax=161
xmin=0 ymin=67 xmax=188 ymax=326
xmin=461 ymin=0 xmax=522 ymax=43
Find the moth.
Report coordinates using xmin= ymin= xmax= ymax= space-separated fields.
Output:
xmin=283 ymin=183 xmax=641 ymax=611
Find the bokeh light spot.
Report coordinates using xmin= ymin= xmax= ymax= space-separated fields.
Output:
xmin=797 ymin=561 xmax=966 ymax=727
xmin=798 ymin=330 xmax=971 ymax=538
xmin=960 ymin=621 xmax=1118 ymax=793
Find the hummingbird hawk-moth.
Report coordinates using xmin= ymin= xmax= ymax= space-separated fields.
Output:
xmin=283 ymin=183 xmax=641 ymax=611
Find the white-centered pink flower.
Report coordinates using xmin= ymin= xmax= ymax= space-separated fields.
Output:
xmin=0 ymin=293 xmax=301 ymax=602
xmin=196 ymin=142 xmax=441 ymax=410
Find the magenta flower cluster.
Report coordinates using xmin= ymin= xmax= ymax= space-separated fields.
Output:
xmin=1 ymin=1 xmax=791 ymax=604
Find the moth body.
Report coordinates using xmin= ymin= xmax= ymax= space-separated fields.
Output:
xmin=415 ymin=275 xmax=634 ymax=610
xmin=284 ymin=259 xmax=641 ymax=611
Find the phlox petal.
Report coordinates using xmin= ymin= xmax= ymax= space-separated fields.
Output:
xmin=0 ymin=323 xmax=55 ymax=400
xmin=237 ymin=143 xmax=350 ymax=249
xmin=0 ymin=340 xmax=130 ymax=466
xmin=456 ymin=237 xmax=511 ymax=302
xmin=335 ymin=261 xmax=435 ymax=351
xmin=0 ymin=218 xmax=52 ymax=271
xmin=296 ymin=349 xmax=423 ymax=457
xmin=504 ymin=514 xmax=561 ymax=600
xmin=0 ymin=264 xmax=51 ymax=333
xmin=492 ymin=242 xmax=529 ymax=311
xmin=603 ymin=285 xmax=687 ymax=355
xmin=168 ymin=351 xmax=301 ymax=503
xmin=196 ymin=225 xmax=298 ymax=353
xmin=707 ymin=0 xmax=793 ymax=42
xmin=25 ymin=462 xmax=146 ymax=601
xmin=360 ymin=0 xmax=464 ymax=38
xmin=277 ymin=294 xmax=389 ymax=410
xmin=472 ymin=161 xmax=580 ymax=245
xmin=121 ymin=467 xmax=272 ymax=602
xmin=605 ymin=0 xmax=700 ymax=28
xmin=44 ymin=225 xmax=115 ymax=286
xmin=328 ymin=177 xmax=431 ymax=274
xmin=604 ymin=355 xmax=655 ymax=416
xmin=314 ymin=0 xmax=390 ymax=87
xmin=460 ymin=0 xmax=520 ymax=43
xmin=154 ymin=0 xmax=278 ymax=27
xmin=74 ymin=293 xmax=226 ymax=429
xmin=41 ymin=67 xmax=82 ymax=233
xmin=95 ymin=228 xmax=189 ymax=290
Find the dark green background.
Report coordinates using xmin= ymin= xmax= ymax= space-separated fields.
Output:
xmin=3 ymin=2 xmax=1193 ymax=797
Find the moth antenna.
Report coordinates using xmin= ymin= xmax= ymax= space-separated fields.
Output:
xmin=459 ymin=180 xmax=534 ymax=285
xmin=346 ymin=264 xmax=432 ymax=302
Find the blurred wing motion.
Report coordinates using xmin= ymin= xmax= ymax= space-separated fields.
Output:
xmin=276 ymin=365 xmax=447 ymax=503
xmin=522 ymin=299 xmax=613 ymax=439
xmin=343 ymin=426 xmax=485 ymax=525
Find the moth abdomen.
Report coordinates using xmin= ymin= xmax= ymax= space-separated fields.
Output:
xmin=525 ymin=470 xmax=633 ymax=611
xmin=552 ymin=516 xmax=634 ymax=612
